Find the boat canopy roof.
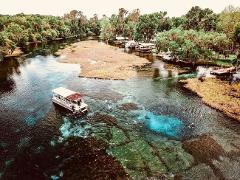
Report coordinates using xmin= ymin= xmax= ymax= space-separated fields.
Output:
xmin=52 ymin=87 xmax=82 ymax=101
xmin=116 ymin=36 xmax=128 ymax=40
xmin=139 ymin=43 xmax=155 ymax=47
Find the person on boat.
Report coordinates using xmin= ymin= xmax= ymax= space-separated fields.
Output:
xmin=71 ymin=105 xmax=75 ymax=112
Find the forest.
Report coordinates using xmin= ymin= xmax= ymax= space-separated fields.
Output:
xmin=0 ymin=5 xmax=239 ymax=62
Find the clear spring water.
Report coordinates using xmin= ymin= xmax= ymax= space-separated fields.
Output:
xmin=137 ymin=112 xmax=184 ymax=138
xmin=0 ymin=41 xmax=239 ymax=179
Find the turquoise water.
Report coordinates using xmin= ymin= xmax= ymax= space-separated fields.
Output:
xmin=0 ymin=41 xmax=239 ymax=179
xmin=138 ymin=112 xmax=184 ymax=138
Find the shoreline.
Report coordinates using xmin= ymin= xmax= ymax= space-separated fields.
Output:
xmin=56 ymin=40 xmax=150 ymax=80
xmin=1 ymin=35 xmax=83 ymax=60
xmin=181 ymin=78 xmax=240 ymax=122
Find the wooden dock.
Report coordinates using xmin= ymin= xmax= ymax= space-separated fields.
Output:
xmin=210 ymin=67 xmax=236 ymax=75
xmin=135 ymin=43 xmax=155 ymax=53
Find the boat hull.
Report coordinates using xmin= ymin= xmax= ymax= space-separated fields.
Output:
xmin=52 ymin=98 xmax=88 ymax=114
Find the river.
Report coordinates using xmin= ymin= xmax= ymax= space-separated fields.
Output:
xmin=0 ymin=41 xmax=239 ymax=179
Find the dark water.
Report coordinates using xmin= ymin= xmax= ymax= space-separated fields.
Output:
xmin=0 ymin=42 xmax=240 ymax=179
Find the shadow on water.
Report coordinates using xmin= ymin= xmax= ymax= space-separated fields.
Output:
xmin=0 ymin=39 xmax=78 ymax=94
xmin=22 ymin=38 xmax=81 ymax=58
xmin=0 ymin=58 xmax=22 ymax=94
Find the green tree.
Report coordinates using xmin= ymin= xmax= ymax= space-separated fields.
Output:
xmin=171 ymin=16 xmax=186 ymax=28
xmin=234 ymin=24 xmax=240 ymax=44
xmin=89 ymin=14 xmax=101 ymax=36
xmin=5 ymin=22 xmax=23 ymax=45
xmin=217 ymin=5 xmax=240 ymax=47
xmin=124 ymin=9 xmax=140 ymax=39
xmin=155 ymin=28 xmax=230 ymax=61
xmin=63 ymin=10 xmax=89 ymax=37
xmin=184 ymin=6 xmax=218 ymax=31
xmin=134 ymin=12 xmax=171 ymax=42
xmin=117 ymin=8 xmax=128 ymax=35
xmin=99 ymin=17 xmax=115 ymax=42
xmin=0 ymin=13 xmax=90 ymax=55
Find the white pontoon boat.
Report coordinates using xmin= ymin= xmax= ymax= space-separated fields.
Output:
xmin=52 ymin=87 xmax=88 ymax=114
xmin=125 ymin=40 xmax=138 ymax=49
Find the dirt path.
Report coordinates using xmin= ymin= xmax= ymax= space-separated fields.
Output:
xmin=56 ymin=40 xmax=150 ymax=80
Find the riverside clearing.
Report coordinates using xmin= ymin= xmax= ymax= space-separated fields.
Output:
xmin=56 ymin=40 xmax=150 ymax=80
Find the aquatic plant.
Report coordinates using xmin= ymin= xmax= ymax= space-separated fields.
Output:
xmin=59 ymin=117 xmax=92 ymax=138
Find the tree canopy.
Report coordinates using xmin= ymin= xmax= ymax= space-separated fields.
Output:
xmin=183 ymin=6 xmax=218 ymax=31
xmin=1 ymin=5 xmax=240 ymax=62
xmin=134 ymin=12 xmax=171 ymax=42
xmin=0 ymin=11 xmax=101 ymax=55
xmin=155 ymin=28 xmax=230 ymax=61
xmin=217 ymin=5 xmax=240 ymax=46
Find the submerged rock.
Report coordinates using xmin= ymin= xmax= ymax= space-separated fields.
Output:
xmin=88 ymin=112 xmax=131 ymax=141
xmin=182 ymin=135 xmax=228 ymax=179
xmin=108 ymin=139 xmax=168 ymax=179
xmin=88 ymin=112 xmax=118 ymax=127
xmin=183 ymin=135 xmax=240 ymax=168
xmin=181 ymin=163 xmax=217 ymax=180
xmin=212 ymin=156 xmax=240 ymax=180
xmin=109 ymin=127 xmax=129 ymax=146
xmin=148 ymin=140 xmax=194 ymax=173
xmin=183 ymin=135 xmax=226 ymax=164
xmin=86 ymin=88 xmax=124 ymax=102
xmin=108 ymin=135 xmax=193 ymax=179
xmin=119 ymin=103 xmax=139 ymax=111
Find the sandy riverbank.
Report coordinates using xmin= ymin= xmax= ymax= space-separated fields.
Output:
xmin=181 ymin=78 xmax=240 ymax=121
xmin=55 ymin=40 xmax=150 ymax=80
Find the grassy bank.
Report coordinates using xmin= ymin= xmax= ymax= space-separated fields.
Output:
xmin=181 ymin=78 xmax=240 ymax=121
